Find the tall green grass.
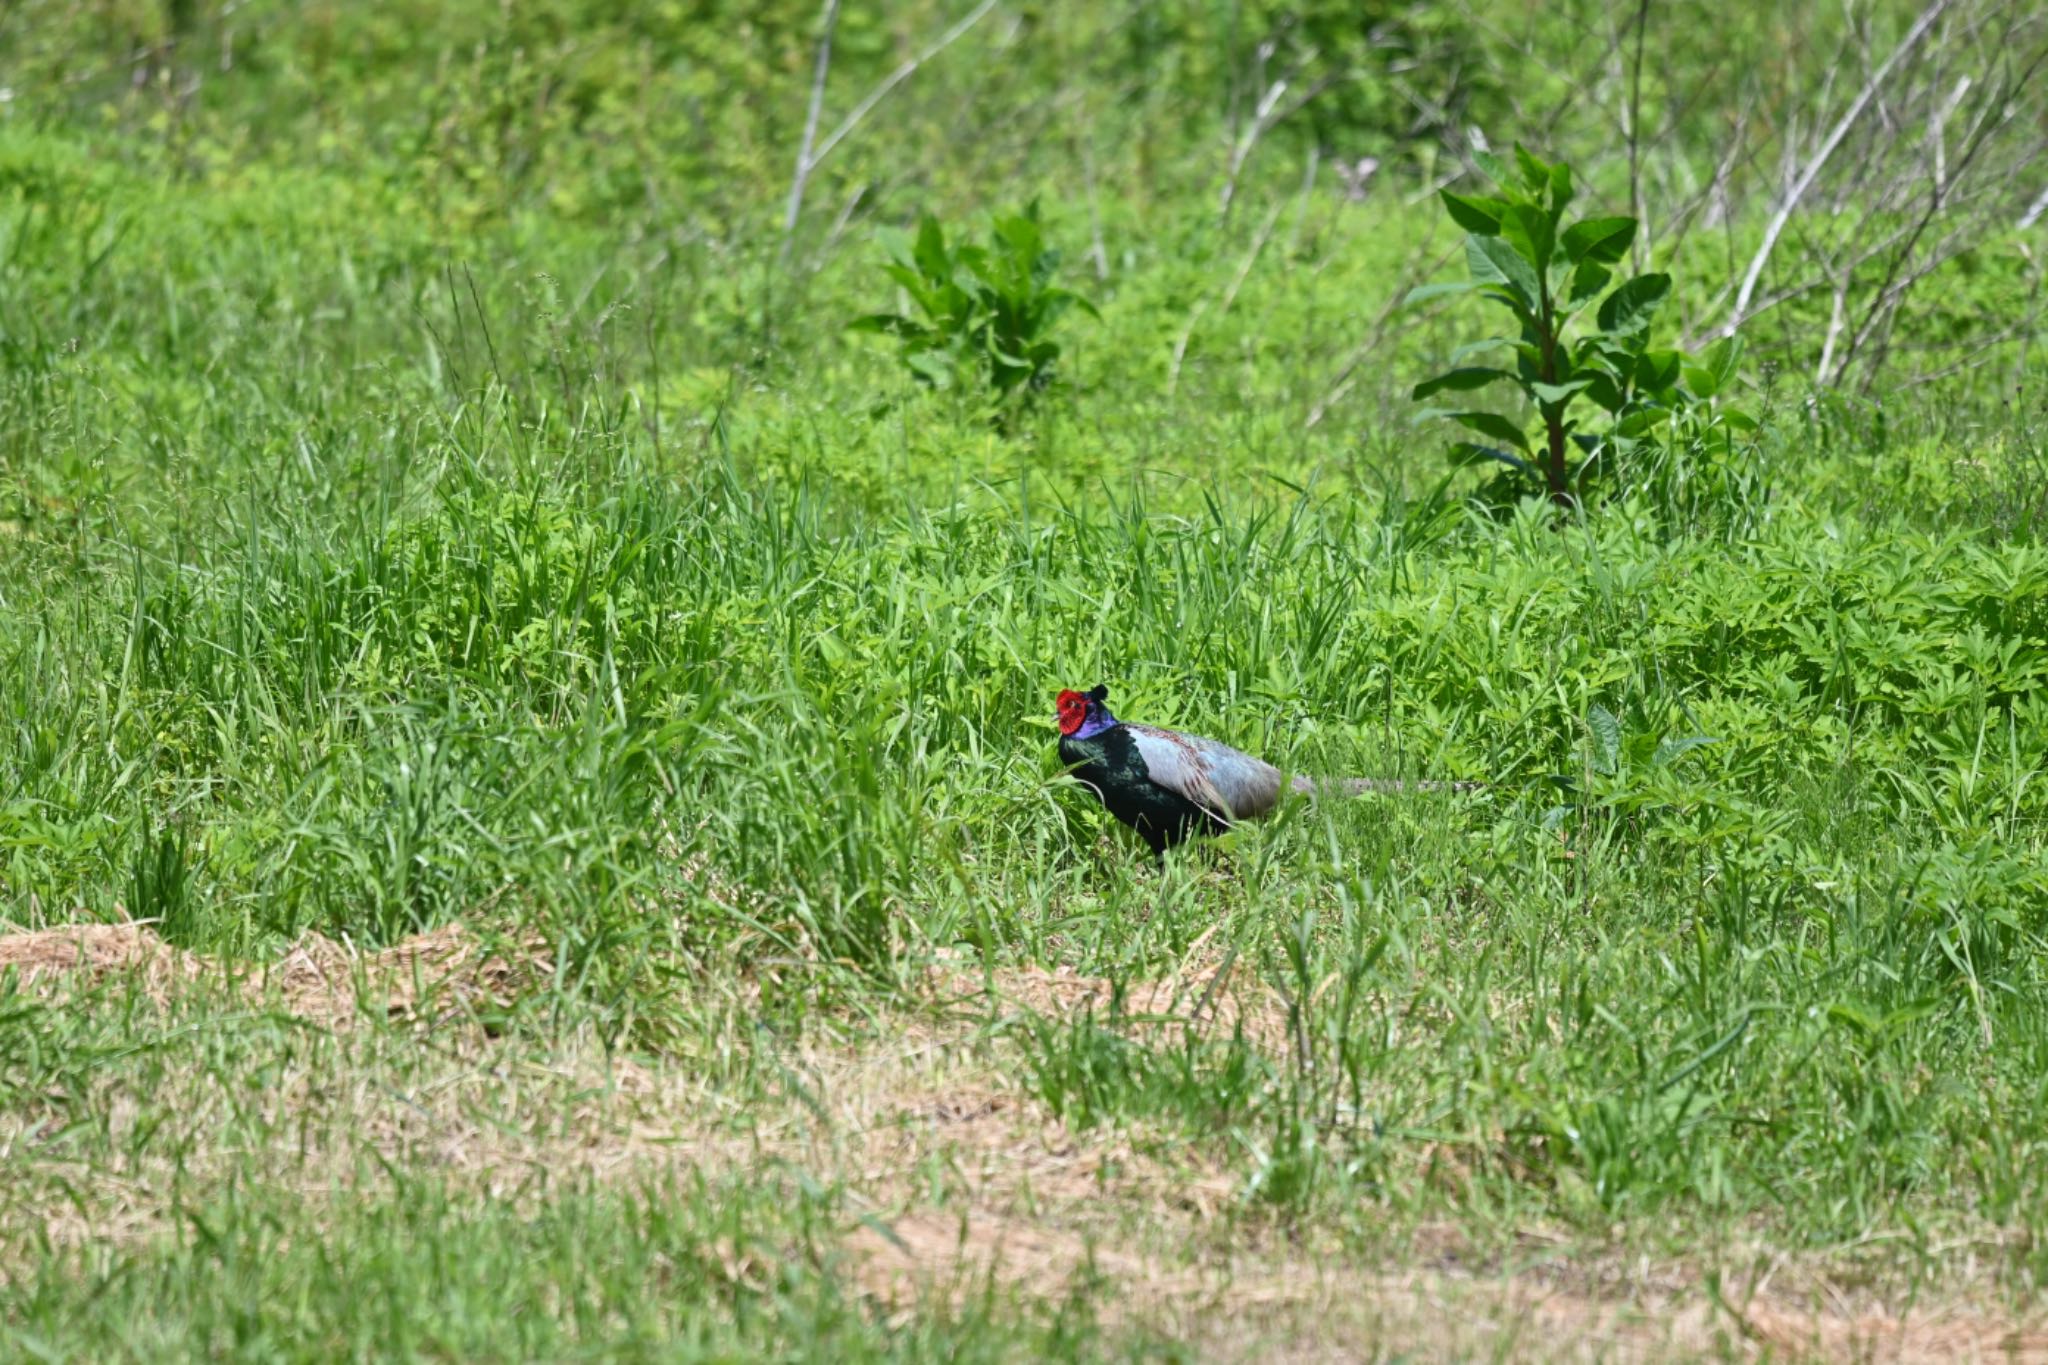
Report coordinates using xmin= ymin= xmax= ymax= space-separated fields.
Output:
xmin=8 ymin=414 xmax=2046 ymax=1247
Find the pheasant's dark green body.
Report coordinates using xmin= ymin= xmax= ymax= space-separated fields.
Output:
xmin=1059 ymin=725 xmax=1229 ymax=855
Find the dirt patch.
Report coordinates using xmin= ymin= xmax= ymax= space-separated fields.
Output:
xmin=264 ymin=924 xmax=548 ymax=1026
xmin=845 ymin=1209 xmax=2048 ymax=1362
xmin=0 ymin=920 xmax=546 ymax=1026
xmin=926 ymin=945 xmax=1294 ymax=1052
xmin=0 ymin=918 xmax=1284 ymax=1059
xmin=847 ymin=1208 xmax=1171 ymax=1309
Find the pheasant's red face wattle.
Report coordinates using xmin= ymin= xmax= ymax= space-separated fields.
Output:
xmin=1055 ymin=689 xmax=1088 ymax=736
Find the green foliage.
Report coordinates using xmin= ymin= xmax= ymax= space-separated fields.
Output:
xmin=851 ymin=206 xmax=1097 ymax=416
xmin=127 ymin=817 xmax=203 ymax=946
xmin=1224 ymin=2 xmax=1500 ymax=157
xmin=1413 ymin=145 xmax=1757 ymax=511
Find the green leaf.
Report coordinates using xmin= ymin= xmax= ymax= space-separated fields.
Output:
xmin=1467 ymin=234 xmax=1540 ymax=312
xmin=1565 ymin=260 xmax=1613 ymax=311
xmin=1587 ymin=704 xmax=1622 ymax=776
xmin=1709 ymin=334 xmax=1746 ymax=388
xmin=1561 ymin=216 xmax=1636 ymax=266
xmin=1651 ymin=734 xmax=1720 ymax=768
xmin=1449 ymin=441 xmax=1537 ymax=477
xmin=1446 ymin=410 xmax=1532 ymax=453
xmin=951 ymin=254 xmax=990 ymax=295
xmin=848 ymin=313 xmax=923 ymax=337
xmin=1403 ymin=280 xmax=1481 ymax=307
xmin=1513 ymin=144 xmax=1554 ymax=192
xmin=904 ymin=349 xmax=956 ymax=388
xmin=1596 ymin=272 xmax=1671 ymax=335
xmin=1616 ymin=407 xmax=1666 ymax=438
xmin=1440 ymin=191 xmax=1507 ymax=234
xmin=1471 ymin=149 xmax=1511 ymax=187
xmin=1548 ymin=159 xmax=1574 ymax=211
xmin=1879 ymin=1000 xmax=1940 ymax=1035
xmin=912 ymin=214 xmax=950 ymax=282
xmin=1412 ymin=367 xmax=1511 ymax=400
xmin=1581 ymin=371 xmax=1626 ymax=414
xmin=880 ymin=262 xmax=932 ymax=299
xmin=1684 ymin=334 xmax=1744 ymax=397
xmin=1503 ymin=203 xmax=1555 ymax=277
xmin=993 ymin=211 xmax=1043 ymax=261
xmin=1635 ymin=348 xmax=1682 ymax=392
xmin=1041 ymin=285 xmax=1102 ymax=321
xmin=877 ymin=227 xmax=918 ymax=274
xmin=1528 ymin=378 xmax=1591 ymax=406
xmin=1448 ymin=337 xmax=1513 ymax=364
xmin=1825 ymin=1003 xmax=1878 ymax=1038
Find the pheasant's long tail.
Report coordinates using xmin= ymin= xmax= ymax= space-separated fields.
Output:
xmin=1288 ymin=775 xmax=1485 ymax=796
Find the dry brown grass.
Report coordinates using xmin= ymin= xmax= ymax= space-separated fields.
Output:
xmin=845 ymin=1204 xmax=2048 ymax=1362
xmin=0 ymin=922 xmax=209 ymax=1002
xmin=6 ymin=926 xmax=2047 ymax=1361
xmin=0 ymin=919 xmax=547 ymax=1024
xmin=921 ymin=935 xmax=1295 ymax=1051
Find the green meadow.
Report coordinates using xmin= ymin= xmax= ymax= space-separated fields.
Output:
xmin=3 ymin=0 xmax=2047 ymax=1357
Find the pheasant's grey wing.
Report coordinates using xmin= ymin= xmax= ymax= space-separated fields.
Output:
xmin=1126 ymin=724 xmax=1285 ymax=822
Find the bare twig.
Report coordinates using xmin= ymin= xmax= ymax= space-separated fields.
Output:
xmin=1081 ymin=135 xmax=1109 ymax=283
xmin=1448 ymin=0 xmax=1633 ymax=173
xmin=1885 ymin=269 xmax=2046 ymax=389
xmin=1167 ymin=200 xmax=1283 ymax=398
xmin=780 ymin=0 xmax=842 ymax=264
xmin=1284 ymin=143 xmax=1321 ymax=256
xmin=1721 ymin=0 xmax=1953 ymax=337
xmin=1837 ymin=60 xmax=2040 ymax=387
xmin=778 ymin=0 xmax=999 ymax=259
xmin=818 ymin=180 xmax=872 ymax=261
xmin=1218 ymin=47 xmax=1334 ymax=221
xmin=1626 ymin=0 xmax=1651 ymax=269
xmin=1816 ymin=282 xmax=1850 ymax=384
xmin=1305 ymin=236 xmax=1458 ymax=430
xmin=2020 ymin=185 xmax=2048 ymax=230
xmin=808 ymin=0 xmax=999 ymax=172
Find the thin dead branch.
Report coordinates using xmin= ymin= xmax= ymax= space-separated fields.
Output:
xmin=779 ymin=0 xmax=843 ymax=265
xmin=1168 ymin=201 xmax=1283 ymax=398
xmin=1305 ymin=235 xmax=1458 ymax=431
xmin=778 ymin=0 xmax=999 ymax=262
xmin=1721 ymin=0 xmax=1954 ymax=338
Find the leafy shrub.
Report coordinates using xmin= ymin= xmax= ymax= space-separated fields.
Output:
xmin=851 ymin=206 xmax=1097 ymax=417
xmin=1242 ymin=1 xmax=1499 ymax=154
xmin=1411 ymin=145 xmax=1755 ymax=510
